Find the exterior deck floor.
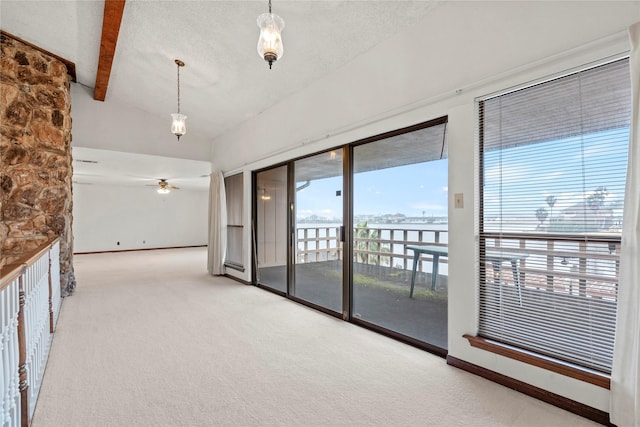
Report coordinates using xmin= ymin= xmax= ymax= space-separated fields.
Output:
xmin=258 ymin=261 xmax=448 ymax=350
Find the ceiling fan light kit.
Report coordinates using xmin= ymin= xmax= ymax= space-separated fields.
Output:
xmin=157 ymin=179 xmax=179 ymax=194
xmin=257 ymin=0 xmax=284 ymax=69
xmin=170 ymin=59 xmax=187 ymax=142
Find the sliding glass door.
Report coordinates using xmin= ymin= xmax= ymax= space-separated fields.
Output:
xmin=253 ymin=152 xmax=344 ymax=314
xmin=292 ymin=151 xmax=343 ymax=313
xmin=351 ymin=122 xmax=448 ymax=350
xmin=253 ymin=118 xmax=448 ymax=353
xmin=255 ymin=165 xmax=288 ymax=293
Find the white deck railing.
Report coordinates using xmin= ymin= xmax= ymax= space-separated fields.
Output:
xmin=296 ymin=225 xmax=448 ymax=271
xmin=481 ymin=232 xmax=620 ymax=301
xmin=0 ymin=238 xmax=62 ymax=427
xmin=295 ymin=226 xmax=620 ymax=300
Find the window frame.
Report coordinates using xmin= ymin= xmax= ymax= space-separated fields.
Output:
xmin=471 ymin=56 xmax=630 ymax=385
xmin=224 ymin=172 xmax=245 ymax=271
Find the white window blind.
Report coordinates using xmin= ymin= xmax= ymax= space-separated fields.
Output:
xmin=478 ymin=58 xmax=631 ymax=373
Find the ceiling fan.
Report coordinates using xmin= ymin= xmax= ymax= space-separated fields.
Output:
xmin=153 ymin=179 xmax=180 ymax=194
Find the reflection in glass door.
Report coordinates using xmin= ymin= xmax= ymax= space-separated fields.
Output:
xmin=292 ymin=151 xmax=343 ymax=313
xmin=255 ymin=166 xmax=288 ymax=293
xmin=352 ymin=122 xmax=449 ymax=351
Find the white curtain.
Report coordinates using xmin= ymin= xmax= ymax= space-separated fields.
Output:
xmin=610 ymin=21 xmax=640 ymax=427
xmin=207 ymin=171 xmax=227 ymax=275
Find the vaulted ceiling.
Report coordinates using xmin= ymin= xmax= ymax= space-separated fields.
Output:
xmin=3 ymin=1 xmax=638 ymax=188
xmin=1 ymin=0 xmax=441 ymax=145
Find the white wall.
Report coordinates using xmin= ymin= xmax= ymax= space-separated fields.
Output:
xmin=213 ymin=2 xmax=640 ymax=172
xmin=213 ymin=2 xmax=640 ymax=413
xmin=73 ymin=184 xmax=208 ymax=253
xmin=71 ymin=84 xmax=212 ymax=161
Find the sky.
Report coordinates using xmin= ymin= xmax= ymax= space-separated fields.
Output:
xmin=293 ymin=127 xmax=629 ymax=229
xmin=296 ymin=159 xmax=448 ymax=221
xmin=483 ymin=127 xmax=629 ymax=232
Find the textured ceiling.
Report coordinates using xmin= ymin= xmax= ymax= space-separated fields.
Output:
xmin=1 ymin=0 xmax=441 ymax=143
xmin=72 ymin=147 xmax=212 ymax=190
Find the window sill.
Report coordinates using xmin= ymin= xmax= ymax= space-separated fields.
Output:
xmin=463 ymin=334 xmax=610 ymax=389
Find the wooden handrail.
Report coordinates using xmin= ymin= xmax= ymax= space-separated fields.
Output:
xmin=12 ymin=236 xmax=60 ymax=269
xmin=1 ymin=235 xmax=62 ymax=427
xmin=0 ymin=262 xmax=25 ymax=292
xmin=0 ymin=236 xmax=60 ymax=292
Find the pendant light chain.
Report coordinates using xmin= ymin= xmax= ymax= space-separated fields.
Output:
xmin=268 ymin=0 xmax=272 ymax=13
xmin=176 ymin=62 xmax=181 ymax=114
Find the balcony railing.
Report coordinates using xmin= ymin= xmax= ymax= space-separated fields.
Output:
xmin=481 ymin=232 xmax=620 ymax=301
xmin=1 ymin=238 xmax=62 ymax=427
xmin=296 ymin=225 xmax=449 ymax=279
xmin=295 ymin=225 xmax=620 ymax=300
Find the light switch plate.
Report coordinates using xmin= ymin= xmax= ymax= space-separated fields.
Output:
xmin=455 ymin=193 xmax=464 ymax=208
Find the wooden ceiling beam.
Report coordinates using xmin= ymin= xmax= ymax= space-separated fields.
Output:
xmin=94 ymin=0 xmax=126 ymax=101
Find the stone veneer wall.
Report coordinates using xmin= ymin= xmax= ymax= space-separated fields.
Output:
xmin=0 ymin=33 xmax=75 ymax=294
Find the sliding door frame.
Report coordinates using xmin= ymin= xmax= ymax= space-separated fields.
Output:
xmin=342 ymin=145 xmax=353 ymax=321
xmin=252 ymin=150 xmax=347 ymax=319
xmin=346 ymin=116 xmax=449 ymax=357
xmin=252 ymin=161 xmax=289 ymax=297
xmin=251 ymin=116 xmax=449 ymax=356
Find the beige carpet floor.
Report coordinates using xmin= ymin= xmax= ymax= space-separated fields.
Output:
xmin=32 ymin=248 xmax=598 ymax=427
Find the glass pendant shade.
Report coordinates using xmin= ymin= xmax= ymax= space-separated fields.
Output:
xmin=257 ymin=12 xmax=284 ymax=68
xmin=157 ymin=187 xmax=170 ymax=194
xmin=171 ymin=113 xmax=187 ymax=140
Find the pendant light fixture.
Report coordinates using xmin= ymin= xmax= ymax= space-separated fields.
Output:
xmin=257 ymin=0 xmax=284 ymax=69
xmin=171 ymin=59 xmax=187 ymax=141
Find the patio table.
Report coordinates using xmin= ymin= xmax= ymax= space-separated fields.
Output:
xmin=406 ymin=245 xmax=448 ymax=297
xmin=485 ymin=251 xmax=529 ymax=305
xmin=406 ymin=245 xmax=528 ymax=303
